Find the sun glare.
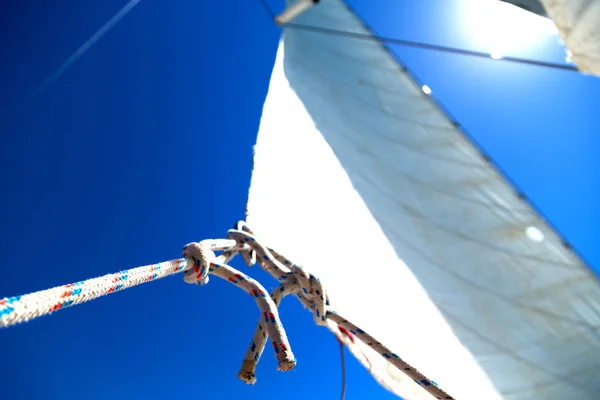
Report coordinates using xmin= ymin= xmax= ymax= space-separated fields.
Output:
xmin=458 ymin=0 xmax=558 ymax=55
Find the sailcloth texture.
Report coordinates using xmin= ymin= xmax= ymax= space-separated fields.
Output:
xmin=501 ymin=0 xmax=600 ymax=76
xmin=247 ymin=1 xmax=600 ymax=399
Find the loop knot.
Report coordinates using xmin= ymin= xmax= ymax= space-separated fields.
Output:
xmin=182 ymin=242 xmax=216 ymax=286
xmin=230 ymin=221 xmax=257 ymax=267
xmin=290 ymin=265 xmax=328 ymax=326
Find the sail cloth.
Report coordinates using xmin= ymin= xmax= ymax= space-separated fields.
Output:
xmin=247 ymin=0 xmax=600 ymax=399
xmin=500 ymin=0 xmax=600 ymax=76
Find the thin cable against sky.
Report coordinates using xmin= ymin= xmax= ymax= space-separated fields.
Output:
xmin=0 ymin=0 xmax=143 ymax=130
xmin=258 ymin=0 xmax=577 ymax=73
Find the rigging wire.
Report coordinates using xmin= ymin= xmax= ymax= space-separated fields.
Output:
xmin=339 ymin=340 xmax=347 ymax=400
xmin=258 ymin=0 xmax=578 ymax=73
xmin=259 ymin=0 xmax=276 ymax=20
xmin=0 ymin=0 xmax=143 ymax=131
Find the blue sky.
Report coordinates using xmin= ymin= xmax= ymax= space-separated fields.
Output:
xmin=0 ymin=1 xmax=598 ymax=399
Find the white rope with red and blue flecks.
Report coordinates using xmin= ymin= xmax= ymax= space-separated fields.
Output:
xmin=0 ymin=259 xmax=188 ymax=326
xmin=0 ymin=221 xmax=454 ymax=400
xmin=228 ymin=222 xmax=454 ymax=400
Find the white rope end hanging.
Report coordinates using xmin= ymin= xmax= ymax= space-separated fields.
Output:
xmin=182 ymin=238 xmax=297 ymax=373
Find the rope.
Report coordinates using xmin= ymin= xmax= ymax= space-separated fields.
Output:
xmin=0 ymin=221 xmax=454 ymax=400
xmin=0 ymin=258 xmax=186 ymax=327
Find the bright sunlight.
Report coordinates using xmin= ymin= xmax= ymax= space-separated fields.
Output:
xmin=457 ymin=0 xmax=559 ymax=56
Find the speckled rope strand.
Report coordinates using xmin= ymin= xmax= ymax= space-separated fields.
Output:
xmin=328 ymin=312 xmax=452 ymax=399
xmin=238 ymin=279 xmax=301 ymax=383
xmin=0 ymin=258 xmax=187 ymax=328
xmin=228 ymin=222 xmax=454 ymax=400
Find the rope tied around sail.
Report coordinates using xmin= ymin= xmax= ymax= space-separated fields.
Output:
xmin=0 ymin=221 xmax=455 ymax=400
xmin=228 ymin=223 xmax=329 ymax=326
xmin=290 ymin=264 xmax=328 ymax=326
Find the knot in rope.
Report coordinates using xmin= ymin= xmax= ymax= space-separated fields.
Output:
xmin=226 ymin=221 xmax=330 ymax=327
xmin=182 ymin=242 xmax=216 ymax=286
xmin=232 ymin=221 xmax=256 ymax=267
xmin=290 ymin=265 xmax=328 ymax=326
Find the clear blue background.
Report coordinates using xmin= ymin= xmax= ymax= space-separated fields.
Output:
xmin=0 ymin=1 xmax=597 ymax=399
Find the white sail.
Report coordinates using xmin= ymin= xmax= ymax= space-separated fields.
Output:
xmin=247 ymin=0 xmax=600 ymax=399
xmin=500 ymin=0 xmax=600 ymax=75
